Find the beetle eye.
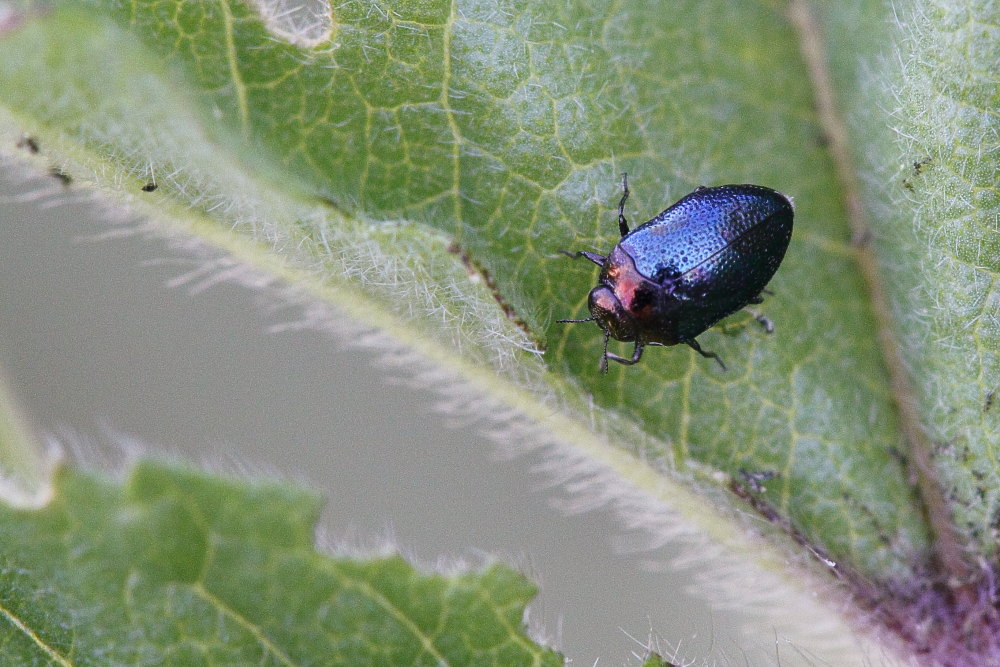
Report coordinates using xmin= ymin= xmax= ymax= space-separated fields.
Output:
xmin=588 ymin=286 xmax=636 ymax=342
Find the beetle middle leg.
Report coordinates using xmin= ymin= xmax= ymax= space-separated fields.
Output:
xmin=686 ymin=338 xmax=727 ymax=371
xmin=744 ymin=292 xmax=773 ymax=333
xmin=748 ymin=288 xmax=774 ymax=305
xmin=743 ymin=307 xmax=774 ymax=334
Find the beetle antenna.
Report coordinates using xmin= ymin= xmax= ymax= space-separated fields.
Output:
xmin=558 ymin=249 xmax=606 ymax=266
xmin=599 ymin=330 xmax=611 ymax=373
xmin=618 ymin=173 xmax=630 ymax=237
xmin=557 ymin=316 xmax=596 ymax=323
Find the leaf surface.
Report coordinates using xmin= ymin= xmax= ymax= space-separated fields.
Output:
xmin=0 ymin=0 xmax=996 ymax=658
xmin=0 ymin=461 xmax=560 ymax=665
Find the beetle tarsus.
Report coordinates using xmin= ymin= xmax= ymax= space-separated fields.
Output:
xmin=686 ymin=339 xmax=726 ymax=371
xmin=617 ymin=173 xmax=630 ymax=237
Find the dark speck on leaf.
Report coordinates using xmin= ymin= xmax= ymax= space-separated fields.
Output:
xmin=17 ymin=135 xmax=39 ymax=153
xmin=913 ymin=157 xmax=932 ymax=174
xmin=739 ymin=468 xmax=778 ymax=493
xmin=49 ymin=167 xmax=71 ymax=186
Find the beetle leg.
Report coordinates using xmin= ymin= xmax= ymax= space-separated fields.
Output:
xmin=604 ymin=339 xmax=644 ymax=372
xmin=686 ymin=338 xmax=727 ymax=371
xmin=559 ymin=249 xmax=606 ymax=266
xmin=743 ymin=307 xmax=774 ymax=333
xmin=748 ymin=288 xmax=775 ymax=306
xmin=618 ymin=173 xmax=630 ymax=237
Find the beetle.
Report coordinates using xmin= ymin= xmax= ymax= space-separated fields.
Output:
xmin=559 ymin=174 xmax=793 ymax=372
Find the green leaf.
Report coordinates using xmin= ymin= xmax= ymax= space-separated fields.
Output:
xmin=0 ymin=0 xmax=996 ymax=660
xmin=817 ymin=0 xmax=1000 ymax=560
xmin=0 ymin=461 xmax=560 ymax=665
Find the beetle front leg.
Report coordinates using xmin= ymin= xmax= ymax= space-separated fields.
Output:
xmin=604 ymin=339 xmax=644 ymax=372
xmin=686 ymin=338 xmax=727 ymax=371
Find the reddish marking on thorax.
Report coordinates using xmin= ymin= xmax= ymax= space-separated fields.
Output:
xmin=606 ymin=249 xmax=652 ymax=316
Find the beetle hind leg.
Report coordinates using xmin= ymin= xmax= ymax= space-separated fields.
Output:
xmin=686 ymin=339 xmax=727 ymax=371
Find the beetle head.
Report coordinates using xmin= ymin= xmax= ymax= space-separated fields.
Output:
xmin=587 ymin=285 xmax=637 ymax=342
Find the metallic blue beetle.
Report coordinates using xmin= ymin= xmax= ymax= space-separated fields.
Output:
xmin=560 ymin=175 xmax=793 ymax=372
